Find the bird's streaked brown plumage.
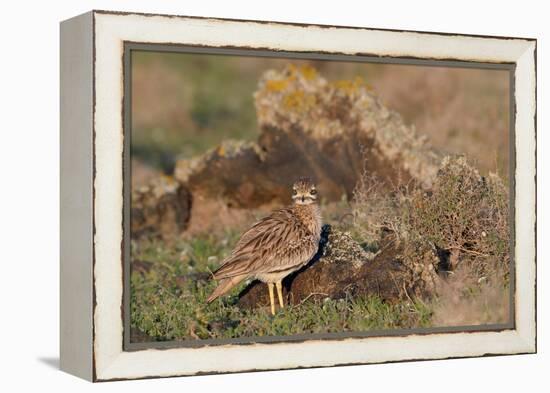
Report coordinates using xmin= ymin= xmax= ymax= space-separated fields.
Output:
xmin=207 ymin=177 xmax=322 ymax=314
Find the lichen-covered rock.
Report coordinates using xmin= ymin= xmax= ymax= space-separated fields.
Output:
xmin=174 ymin=140 xmax=279 ymax=208
xmin=173 ymin=65 xmax=441 ymax=208
xmin=255 ymin=65 xmax=442 ymax=188
xmin=237 ymin=225 xmax=438 ymax=308
xmin=131 ymin=176 xmax=192 ymax=240
xmin=321 ymin=227 xmax=377 ymax=269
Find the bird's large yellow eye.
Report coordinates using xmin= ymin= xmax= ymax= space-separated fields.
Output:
xmin=292 ymin=189 xmax=297 ymax=195
xmin=310 ymin=189 xmax=317 ymax=195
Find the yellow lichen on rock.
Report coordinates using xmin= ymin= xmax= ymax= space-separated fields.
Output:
xmin=254 ymin=64 xmax=442 ymax=187
xmin=265 ymin=78 xmax=290 ymax=92
xmin=299 ymin=64 xmax=318 ymax=81
xmin=282 ymin=90 xmax=317 ymax=113
xmin=331 ymin=76 xmax=370 ymax=98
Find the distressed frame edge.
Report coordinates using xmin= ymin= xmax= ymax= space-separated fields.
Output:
xmin=89 ymin=11 xmax=537 ymax=381
xmin=92 ymin=8 xmax=537 ymax=42
xmin=512 ymin=40 xmax=537 ymax=353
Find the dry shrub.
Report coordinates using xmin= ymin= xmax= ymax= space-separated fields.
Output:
xmin=405 ymin=156 xmax=509 ymax=279
xmin=352 ymin=156 xmax=510 ymax=325
xmin=352 ymin=170 xmax=410 ymax=247
xmin=353 ymin=155 xmax=510 ymax=282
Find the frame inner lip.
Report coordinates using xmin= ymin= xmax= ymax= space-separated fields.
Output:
xmin=120 ymin=40 xmax=518 ymax=351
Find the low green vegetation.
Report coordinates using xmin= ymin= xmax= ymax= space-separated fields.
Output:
xmin=131 ymin=156 xmax=510 ymax=342
xmin=130 ymin=234 xmax=432 ymax=342
xmin=129 ymin=51 xmax=511 ymax=342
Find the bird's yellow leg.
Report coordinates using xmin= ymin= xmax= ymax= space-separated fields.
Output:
xmin=276 ymin=281 xmax=284 ymax=309
xmin=267 ymin=282 xmax=275 ymax=315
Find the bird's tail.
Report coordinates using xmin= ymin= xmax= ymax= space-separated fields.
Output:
xmin=206 ymin=275 xmax=246 ymax=303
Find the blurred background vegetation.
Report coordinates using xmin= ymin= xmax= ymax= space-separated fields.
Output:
xmin=130 ymin=50 xmax=511 ymax=342
xmin=131 ymin=51 xmax=510 ymax=181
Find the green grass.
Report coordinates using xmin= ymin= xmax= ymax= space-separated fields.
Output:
xmin=130 ymin=234 xmax=433 ymax=342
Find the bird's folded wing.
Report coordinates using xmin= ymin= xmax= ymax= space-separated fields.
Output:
xmin=213 ymin=208 xmax=318 ymax=279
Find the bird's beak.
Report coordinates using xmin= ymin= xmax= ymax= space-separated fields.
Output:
xmin=301 ymin=196 xmax=305 ymax=202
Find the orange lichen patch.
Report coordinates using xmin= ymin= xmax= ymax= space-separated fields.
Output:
xmin=282 ymin=90 xmax=317 ymax=112
xmin=299 ymin=64 xmax=318 ymax=81
xmin=265 ymin=78 xmax=290 ymax=92
xmin=254 ymin=65 xmax=442 ymax=188
xmin=332 ymin=76 xmax=367 ymax=97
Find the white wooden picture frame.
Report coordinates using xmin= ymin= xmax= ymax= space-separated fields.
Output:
xmin=60 ymin=10 xmax=536 ymax=381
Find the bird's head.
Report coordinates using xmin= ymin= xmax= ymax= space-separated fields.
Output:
xmin=291 ymin=177 xmax=318 ymax=205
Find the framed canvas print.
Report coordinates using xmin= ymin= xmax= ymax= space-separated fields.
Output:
xmin=60 ymin=10 xmax=537 ymax=381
